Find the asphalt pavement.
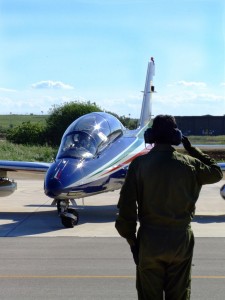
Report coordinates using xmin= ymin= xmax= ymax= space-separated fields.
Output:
xmin=0 ymin=172 xmax=225 ymax=299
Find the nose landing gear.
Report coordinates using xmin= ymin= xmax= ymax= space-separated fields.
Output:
xmin=57 ymin=200 xmax=79 ymax=228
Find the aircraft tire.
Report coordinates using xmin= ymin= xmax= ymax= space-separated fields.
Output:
xmin=67 ymin=208 xmax=79 ymax=225
xmin=61 ymin=209 xmax=79 ymax=228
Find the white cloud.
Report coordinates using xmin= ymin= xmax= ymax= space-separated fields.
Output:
xmin=220 ymin=83 xmax=225 ymax=86
xmin=0 ymin=87 xmax=17 ymax=92
xmin=151 ymin=88 xmax=225 ymax=116
xmin=156 ymin=90 xmax=225 ymax=104
xmin=94 ymin=92 xmax=143 ymax=117
xmin=176 ymin=80 xmax=207 ymax=88
xmin=198 ymin=93 xmax=225 ymax=101
xmin=0 ymin=82 xmax=224 ymax=117
xmin=31 ymin=80 xmax=74 ymax=90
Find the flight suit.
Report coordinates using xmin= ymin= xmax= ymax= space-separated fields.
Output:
xmin=115 ymin=144 xmax=223 ymax=300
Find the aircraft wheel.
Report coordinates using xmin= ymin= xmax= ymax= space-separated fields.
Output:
xmin=60 ymin=209 xmax=79 ymax=228
xmin=67 ymin=208 xmax=79 ymax=225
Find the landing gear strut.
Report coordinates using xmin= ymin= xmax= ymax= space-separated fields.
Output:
xmin=57 ymin=200 xmax=79 ymax=228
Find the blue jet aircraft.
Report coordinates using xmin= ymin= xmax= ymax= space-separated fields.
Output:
xmin=0 ymin=58 xmax=224 ymax=228
xmin=0 ymin=58 xmax=156 ymax=228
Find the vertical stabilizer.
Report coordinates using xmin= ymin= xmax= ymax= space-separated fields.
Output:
xmin=139 ymin=57 xmax=155 ymax=128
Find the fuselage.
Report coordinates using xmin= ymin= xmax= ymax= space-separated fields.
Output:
xmin=44 ymin=112 xmax=150 ymax=199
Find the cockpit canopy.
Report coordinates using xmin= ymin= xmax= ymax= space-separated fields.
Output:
xmin=57 ymin=112 xmax=125 ymax=159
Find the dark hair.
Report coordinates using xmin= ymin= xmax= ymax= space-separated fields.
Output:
xmin=152 ymin=114 xmax=178 ymax=144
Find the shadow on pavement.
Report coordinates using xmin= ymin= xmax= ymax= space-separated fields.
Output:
xmin=0 ymin=204 xmax=118 ymax=236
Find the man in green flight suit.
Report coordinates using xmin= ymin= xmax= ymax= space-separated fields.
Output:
xmin=115 ymin=114 xmax=223 ymax=300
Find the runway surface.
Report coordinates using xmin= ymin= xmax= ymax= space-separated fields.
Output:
xmin=0 ymin=171 xmax=225 ymax=299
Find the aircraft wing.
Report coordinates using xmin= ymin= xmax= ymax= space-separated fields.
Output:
xmin=0 ymin=160 xmax=51 ymax=173
xmin=0 ymin=160 xmax=223 ymax=173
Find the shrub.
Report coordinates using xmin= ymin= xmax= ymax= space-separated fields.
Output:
xmin=6 ymin=121 xmax=46 ymax=145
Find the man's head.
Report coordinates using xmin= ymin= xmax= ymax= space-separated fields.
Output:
xmin=145 ymin=114 xmax=182 ymax=145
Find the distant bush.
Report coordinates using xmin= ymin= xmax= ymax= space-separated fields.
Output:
xmin=6 ymin=121 xmax=46 ymax=145
xmin=0 ymin=127 xmax=8 ymax=139
xmin=119 ymin=115 xmax=138 ymax=129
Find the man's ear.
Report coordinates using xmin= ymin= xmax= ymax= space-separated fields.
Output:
xmin=171 ymin=128 xmax=182 ymax=145
xmin=144 ymin=128 xmax=155 ymax=144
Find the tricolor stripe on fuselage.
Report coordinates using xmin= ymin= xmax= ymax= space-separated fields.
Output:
xmin=66 ymin=127 xmax=150 ymax=189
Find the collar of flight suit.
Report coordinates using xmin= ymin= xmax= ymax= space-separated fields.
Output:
xmin=151 ymin=144 xmax=176 ymax=152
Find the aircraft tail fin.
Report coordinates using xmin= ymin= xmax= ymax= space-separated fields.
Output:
xmin=138 ymin=57 xmax=155 ymax=128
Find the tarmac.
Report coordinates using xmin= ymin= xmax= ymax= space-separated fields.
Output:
xmin=0 ymin=171 xmax=225 ymax=299
xmin=1 ymin=171 xmax=225 ymax=238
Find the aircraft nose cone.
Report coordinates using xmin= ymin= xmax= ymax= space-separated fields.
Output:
xmin=45 ymin=178 xmax=63 ymax=198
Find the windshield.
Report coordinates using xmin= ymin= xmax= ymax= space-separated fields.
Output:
xmin=57 ymin=112 xmax=124 ymax=159
xmin=59 ymin=131 xmax=97 ymax=159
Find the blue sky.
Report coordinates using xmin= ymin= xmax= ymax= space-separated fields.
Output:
xmin=0 ymin=0 xmax=224 ymax=118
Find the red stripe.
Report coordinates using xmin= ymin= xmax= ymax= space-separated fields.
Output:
xmin=103 ymin=148 xmax=150 ymax=175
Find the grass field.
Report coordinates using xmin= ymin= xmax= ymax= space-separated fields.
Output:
xmin=0 ymin=114 xmax=47 ymax=129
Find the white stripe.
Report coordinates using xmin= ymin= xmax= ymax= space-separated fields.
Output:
xmin=66 ymin=140 xmax=145 ymax=188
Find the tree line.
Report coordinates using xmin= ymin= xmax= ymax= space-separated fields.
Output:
xmin=6 ymin=101 xmax=138 ymax=146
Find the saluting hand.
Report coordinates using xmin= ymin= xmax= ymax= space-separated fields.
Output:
xmin=182 ymin=135 xmax=192 ymax=151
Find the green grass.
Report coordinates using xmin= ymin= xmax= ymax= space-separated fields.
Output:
xmin=0 ymin=114 xmax=47 ymax=129
xmin=0 ymin=141 xmax=57 ymax=162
